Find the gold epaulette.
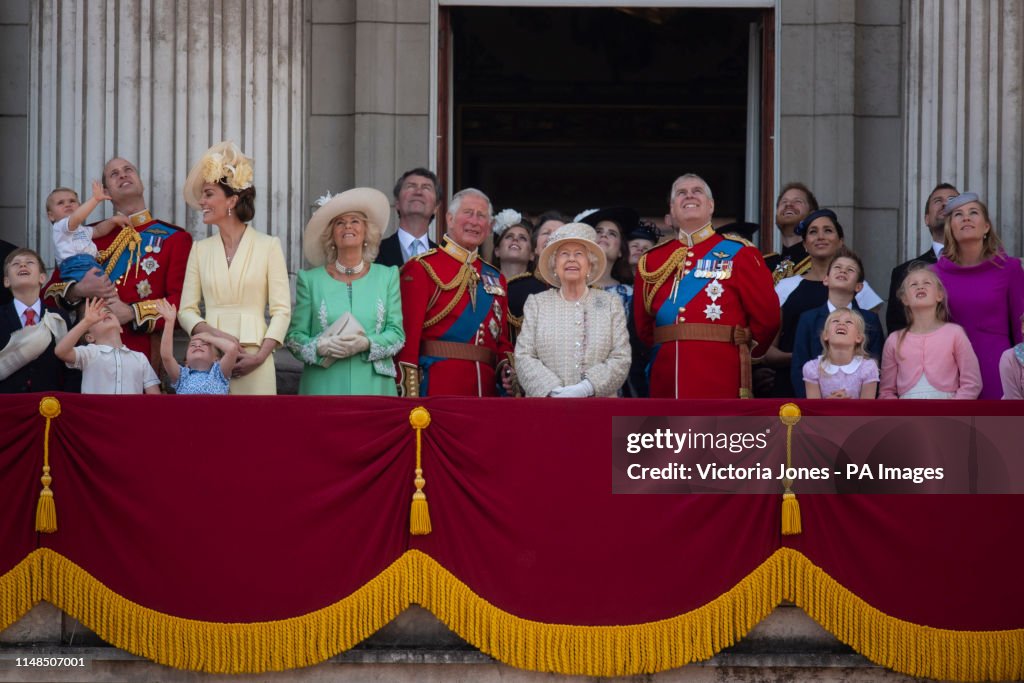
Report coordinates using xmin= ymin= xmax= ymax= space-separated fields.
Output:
xmin=722 ymin=233 xmax=756 ymax=248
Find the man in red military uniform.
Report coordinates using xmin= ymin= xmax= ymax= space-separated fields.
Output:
xmin=397 ymin=188 xmax=513 ymax=396
xmin=634 ymin=174 xmax=779 ymax=398
xmin=45 ymin=158 xmax=192 ymax=364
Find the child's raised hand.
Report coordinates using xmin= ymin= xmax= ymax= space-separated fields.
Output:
xmin=81 ymin=298 xmax=107 ymax=326
xmin=153 ymin=298 xmax=177 ymax=323
xmin=91 ymin=180 xmax=111 ymax=203
xmin=192 ymin=331 xmax=216 ymax=344
xmin=109 ymin=214 xmax=131 ymax=228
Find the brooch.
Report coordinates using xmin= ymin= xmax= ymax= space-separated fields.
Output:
xmin=492 ymin=299 xmax=503 ymax=323
xmin=140 ymin=256 xmax=159 ymax=275
xmin=136 ymin=279 xmax=152 ymax=298
xmin=704 ymin=280 xmax=724 ymax=302
xmin=704 ymin=303 xmax=723 ymax=321
xmin=488 ymin=317 xmax=500 ymax=340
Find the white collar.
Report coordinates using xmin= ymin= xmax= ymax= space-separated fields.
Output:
xmin=931 ymin=241 xmax=943 ymax=257
xmin=92 ymin=343 xmax=132 ymax=354
xmin=13 ymin=298 xmax=41 ymax=320
xmin=825 ymin=300 xmax=855 ymax=314
xmin=821 ymin=356 xmax=863 ymax=375
xmin=397 ymin=227 xmax=429 ymax=251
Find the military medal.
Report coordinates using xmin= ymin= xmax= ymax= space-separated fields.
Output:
xmin=704 ymin=303 xmax=723 ymax=321
xmin=136 ymin=279 xmax=152 ymax=298
xmin=152 ymin=236 xmax=162 ymax=253
xmin=718 ymin=262 xmax=733 ymax=280
xmin=141 ymin=256 xmax=159 ymax=275
xmin=482 ymin=272 xmax=505 ymax=296
xmin=492 ymin=299 xmax=503 ymax=323
xmin=704 ymin=280 xmax=724 ymax=302
xmin=488 ymin=318 xmax=500 ymax=340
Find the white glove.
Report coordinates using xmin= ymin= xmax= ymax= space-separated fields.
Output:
xmin=549 ymin=378 xmax=595 ymax=398
xmin=338 ymin=333 xmax=370 ymax=355
xmin=316 ymin=335 xmax=334 ymax=358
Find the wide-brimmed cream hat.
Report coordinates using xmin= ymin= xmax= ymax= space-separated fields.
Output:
xmin=303 ymin=188 xmax=391 ymax=266
xmin=537 ymin=222 xmax=607 ymax=286
xmin=183 ymin=141 xmax=255 ymax=209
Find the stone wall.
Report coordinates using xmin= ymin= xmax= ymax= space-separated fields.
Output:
xmin=0 ymin=0 xmax=29 ymax=248
xmin=0 ymin=604 xmax=941 ymax=682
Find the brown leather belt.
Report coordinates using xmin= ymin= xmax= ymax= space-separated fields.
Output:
xmin=653 ymin=323 xmax=754 ymax=398
xmin=421 ymin=340 xmax=496 ymax=366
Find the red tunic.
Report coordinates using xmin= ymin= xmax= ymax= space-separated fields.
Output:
xmin=634 ymin=226 xmax=779 ymax=399
xmin=45 ymin=214 xmax=192 ymax=361
xmin=397 ymin=238 xmax=513 ymax=397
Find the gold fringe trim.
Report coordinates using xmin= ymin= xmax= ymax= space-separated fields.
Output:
xmin=36 ymin=548 xmax=408 ymax=674
xmin=0 ymin=551 xmax=43 ymax=631
xmin=4 ymin=549 xmax=1019 ymax=680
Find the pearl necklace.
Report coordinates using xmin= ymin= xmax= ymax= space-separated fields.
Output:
xmin=335 ymin=259 xmax=365 ymax=276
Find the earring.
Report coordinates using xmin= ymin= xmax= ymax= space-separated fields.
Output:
xmin=228 ymin=208 xmax=233 ymax=217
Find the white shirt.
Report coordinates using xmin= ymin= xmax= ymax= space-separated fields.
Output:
xmin=775 ymin=275 xmax=883 ymax=310
xmin=931 ymin=241 xmax=944 ymax=258
xmin=13 ymin=299 xmax=42 ymax=327
xmin=396 ymin=227 xmax=430 ymax=262
xmin=52 ymin=216 xmax=99 ymax=262
xmin=68 ymin=344 xmax=160 ymax=394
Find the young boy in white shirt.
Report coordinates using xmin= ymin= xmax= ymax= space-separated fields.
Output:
xmin=47 ymin=182 xmax=127 ymax=282
xmin=55 ymin=297 xmax=161 ymax=394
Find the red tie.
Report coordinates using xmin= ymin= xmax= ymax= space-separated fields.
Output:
xmin=23 ymin=309 xmax=37 ymax=326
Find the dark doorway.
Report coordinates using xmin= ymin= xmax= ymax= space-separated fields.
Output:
xmin=448 ymin=6 xmax=767 ymax=225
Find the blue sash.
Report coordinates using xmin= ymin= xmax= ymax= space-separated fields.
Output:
xmin=647 ymin=239 xmax=743 ymax=378
xmin=103 ymin=223 xmax=178 ymax=283
xmin=421 ymin=264 xmax=495 ymax=394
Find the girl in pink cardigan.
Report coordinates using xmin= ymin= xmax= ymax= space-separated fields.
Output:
xmin=880 ymin=263 xmax=982 ymax=399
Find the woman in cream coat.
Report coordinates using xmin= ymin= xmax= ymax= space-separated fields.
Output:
xmin=178 ymin=142 xmax=291 ymax=395
xmin=515 ymin=223 xmax=630 ymax=397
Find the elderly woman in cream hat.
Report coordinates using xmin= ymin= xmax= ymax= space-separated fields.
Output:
xmin=178 ymin=141 xmax=291 ymax=395
xmin=284 ymin=188 xmax=405 ymax=395
xmin=514 ymin=223 xmax=630 ymax=397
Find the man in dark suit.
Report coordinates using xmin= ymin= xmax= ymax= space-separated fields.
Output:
xmin=885 ymin=183 xmax=959 ymax=333
xmin=0 ymin=248 xmax=78 ymax=393
xmin=376 ymin=167 xmax=440 ymax=268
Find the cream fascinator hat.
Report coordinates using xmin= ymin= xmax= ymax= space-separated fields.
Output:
xmin=537 ymin=222 xmax=607 ymax=287
xmin=183 ymin=141 xmax=255 ymax=209
xmin=303 ymin=188 xmax=391 ymax=267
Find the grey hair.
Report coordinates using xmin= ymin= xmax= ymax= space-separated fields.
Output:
xmin=448 ymin=188 xmax=493 ymax=218
xmin=668 ymin=173 xmax=714 ymax=204
xmin=320 ymin=210 xmax=384 ymax=263
xmin=547 ymin=242 xmax=601 ymax=285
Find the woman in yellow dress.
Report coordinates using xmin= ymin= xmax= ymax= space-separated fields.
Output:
xmin=178 ymin=141 xmax=291 ymax=395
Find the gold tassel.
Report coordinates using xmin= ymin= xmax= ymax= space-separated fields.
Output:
xmin=781 ymin=490 xmax=802 ymax=535
xmin=35 ymin=397 xmax=62 ymax=533
xmin=408 ymin=407 xmax=432 ymax=535
xmin=778 ymin=403 xmax=802 ymax=536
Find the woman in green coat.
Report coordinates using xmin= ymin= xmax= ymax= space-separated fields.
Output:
xmin=286 ymin=188 xmax=404 ymax=395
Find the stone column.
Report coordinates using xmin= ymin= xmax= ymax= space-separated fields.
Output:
xmin=0 ymin=1 xmax=30 ymax=246
xmin=903 ymin=0 xmax=1023 ymax=257
xmin=27 ymin=0 xmax=306 ymax=269
xmin=778 ymin=0 xmax=904 ymax=294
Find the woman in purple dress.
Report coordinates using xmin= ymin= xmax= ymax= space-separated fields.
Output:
xmin=934 ymin=193 xmax=1024 ymax=399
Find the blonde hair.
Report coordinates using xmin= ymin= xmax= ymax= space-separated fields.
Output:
xmin=941 ymin=197 xmax=1005 ymax=264
xmin=45 ymin=187 xmax=78 ymax=212
xmin=896 ymin=261 xmax=950 ymax=356
xmin=819 ymin=308 xmax=869 ymax=370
